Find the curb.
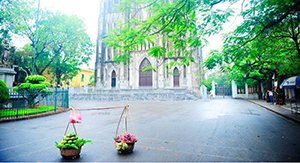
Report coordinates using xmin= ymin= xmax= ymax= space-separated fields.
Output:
xmin=249 ymin=100 xmax=300 ymax=124
xmin=0 ymin=108 xmax=71 ymax=123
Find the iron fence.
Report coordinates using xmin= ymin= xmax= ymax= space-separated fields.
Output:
xmin=0 ymin=88 xmax=69 ymax=120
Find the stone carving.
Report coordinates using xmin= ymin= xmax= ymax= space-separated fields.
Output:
xmin=1 ymin=38 xmax=10 ymax=65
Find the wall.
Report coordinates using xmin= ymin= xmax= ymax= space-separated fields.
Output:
xmin=0 ymin=68 xmax=16 ymax=88
xmin=69 ymin=69 xmax=94 ymax=88
xmin=43 ymin=68 xmax=94 ymax=88
xmin=231 ymin=80 xmax=259 ymax=99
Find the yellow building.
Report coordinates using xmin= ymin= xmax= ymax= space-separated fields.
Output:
xmin=68 ymin=69 xmax=94 ymax=88
xmin=43 ymin=68 xmax=94 ymax=88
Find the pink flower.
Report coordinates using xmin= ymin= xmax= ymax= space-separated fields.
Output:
xmin=115 ymin=132 xmax=137 ymax=143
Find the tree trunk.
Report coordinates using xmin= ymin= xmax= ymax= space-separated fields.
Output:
xmin=292 ymin=36 xmax=300 ymax=58
xmin=257 ymin=80 xmax=263 ymax=99
xmin=55 ymin=61 xmax=61 ymax=87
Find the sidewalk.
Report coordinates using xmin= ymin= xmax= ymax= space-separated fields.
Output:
xmin=250 ymin=100 xmax=300 ymax=124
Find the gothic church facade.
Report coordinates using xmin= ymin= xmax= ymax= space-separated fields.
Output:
xmin=95 ymin=0 xmax=203 ymax=90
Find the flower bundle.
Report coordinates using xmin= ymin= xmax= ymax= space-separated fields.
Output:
xmin=115 ymin=132 xmax=137 ymax=143
xmin=114 ymin=132 xmax=137 ymax=152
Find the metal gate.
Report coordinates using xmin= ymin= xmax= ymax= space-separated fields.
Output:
xmin=216 ymin=85 xmax=232 ymax=96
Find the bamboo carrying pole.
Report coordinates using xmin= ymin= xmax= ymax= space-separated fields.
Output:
xmin=115 ymin=105 xmax=129 ymax=138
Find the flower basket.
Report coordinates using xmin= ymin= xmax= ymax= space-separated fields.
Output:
xmin=114 ymin=105 xmax=137 ymax=154
xmin=55 ymin=108 xmax=91 ymax=159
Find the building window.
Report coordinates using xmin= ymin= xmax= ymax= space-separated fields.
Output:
xmin=183 ymin=65 xmax=186 ymax=78
xmin=107 ymin=48 xmax=111 ymax=60
xmin=111 ymin=70 xmax=116 ymax=88
xmin=166 ymin=65 xmax=169 ymax=78
xmin=81 ymin=74 xmax=84 ymax=82
xmin=173 ymin=67 xmax=179 ymax=87
xmin=139 ymin=58 xmax=153 ymax=87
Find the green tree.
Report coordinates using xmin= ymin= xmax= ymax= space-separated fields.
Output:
xmin=0 ymin=80 xmax=9 ymax=107
xmin=204 ymin=0 xmax=300 ymax=99
xmin=104 ymin=0 xmax=234 ymax=68
xmin=13 ymin=75 xmax=51 ymax=107
xmin=45 ymin=13 xmax=94 ymax=86
xmin=1 ymin=0 xmax=54 ymax=74
xmin=0 ymin=0 xmax=13 ymax=57
xmin=9 ymin=44 xmax=32 ymax=82
xmin=1 ymin=0 xmax=93 ymax=85
xmin=201 ymin=71 xmax=231 ymax=91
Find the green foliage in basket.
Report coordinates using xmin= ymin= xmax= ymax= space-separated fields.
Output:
xmin=55 ymin=132 xmax=91 ymax=150
xmin=115 ymin=142 xmax=129 ymax=151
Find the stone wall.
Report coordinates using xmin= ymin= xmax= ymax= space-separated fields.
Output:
xmin=0 ymin=67 xmax=16 ymax=88
xmin=69 ymin=89 xmax=200 ymax=101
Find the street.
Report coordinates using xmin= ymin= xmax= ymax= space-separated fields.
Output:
xmin=0 ymin=98 xmax=300 ymax=161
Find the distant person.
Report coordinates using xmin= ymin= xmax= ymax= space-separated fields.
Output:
xmin=268 ymin=90 xmax=273 ymax=103
xmin=209 ymin=90 xmax=213 ymax=99
xmin=265 ymin=90 xmax=270 ymax=102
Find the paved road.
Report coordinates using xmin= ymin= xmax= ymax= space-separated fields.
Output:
xmin=1 ymin=98 xmax=300 ymax=161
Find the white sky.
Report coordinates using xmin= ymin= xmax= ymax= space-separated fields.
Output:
xmin=15 ymin=0 xmax=243 ymax=69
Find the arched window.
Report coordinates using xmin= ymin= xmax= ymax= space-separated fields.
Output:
xmin=173 ymin=67 xmax=179 ymax=87
xmin=183 ymin=65 xmax=186 ymax=78
xmin=139 ymin=58 xmax=152 ymax=87
xmin=111 ymin=70 xmax=116 ymax=88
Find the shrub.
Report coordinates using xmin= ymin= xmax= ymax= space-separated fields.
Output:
xmin=25 ymin=75 xmax=46 ymax=83
xmin=19 ymin=83 xmax=31 ymax=89
xmin=14 ymin=75 xmax=51 ymax=107
xmin=0 ymin=80 xmax=9 ymax=104
xmin=30 ymin=84 xmax=47 ymax=90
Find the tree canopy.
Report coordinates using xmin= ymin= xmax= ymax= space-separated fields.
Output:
xmin=104 ymin=0 xmax=234 ymax=68
xmin=104 ymin=0 xmax=300 ymax=91
xmin=204 ymin=0 xmax=300 ymax=94
xmin=1 ymin=0 xmax=94 ymax=85
xmin=43 ymin=13 xmax=93 ymax=85
xmin=205 ymin=0 xmax=300 ymax=80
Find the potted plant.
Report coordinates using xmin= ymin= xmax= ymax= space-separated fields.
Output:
xmin=114 ymin=105 xmax=137 ymax=154
xmin=114 ymin=132 xmax=137 ymax=153
xmin=55 ymin=132 xmax=91 ymax=159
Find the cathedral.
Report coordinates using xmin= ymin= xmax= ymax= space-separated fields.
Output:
xmin=95 ymin=0 xmax=203 ymax=90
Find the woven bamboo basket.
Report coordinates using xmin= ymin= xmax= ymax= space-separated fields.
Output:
xmin=124 ymin=142 xmax=135 ymax=153
xmin=60 ymin=147 xmax=81 ymax=159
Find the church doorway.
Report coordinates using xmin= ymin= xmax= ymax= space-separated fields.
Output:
xmin=111 ymin=70 xmax=116 ymax=88
xmin=173 ymin=67 xmax=179 ymax=87
xmin=139 ymin=58 xmax=153 ymax=87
